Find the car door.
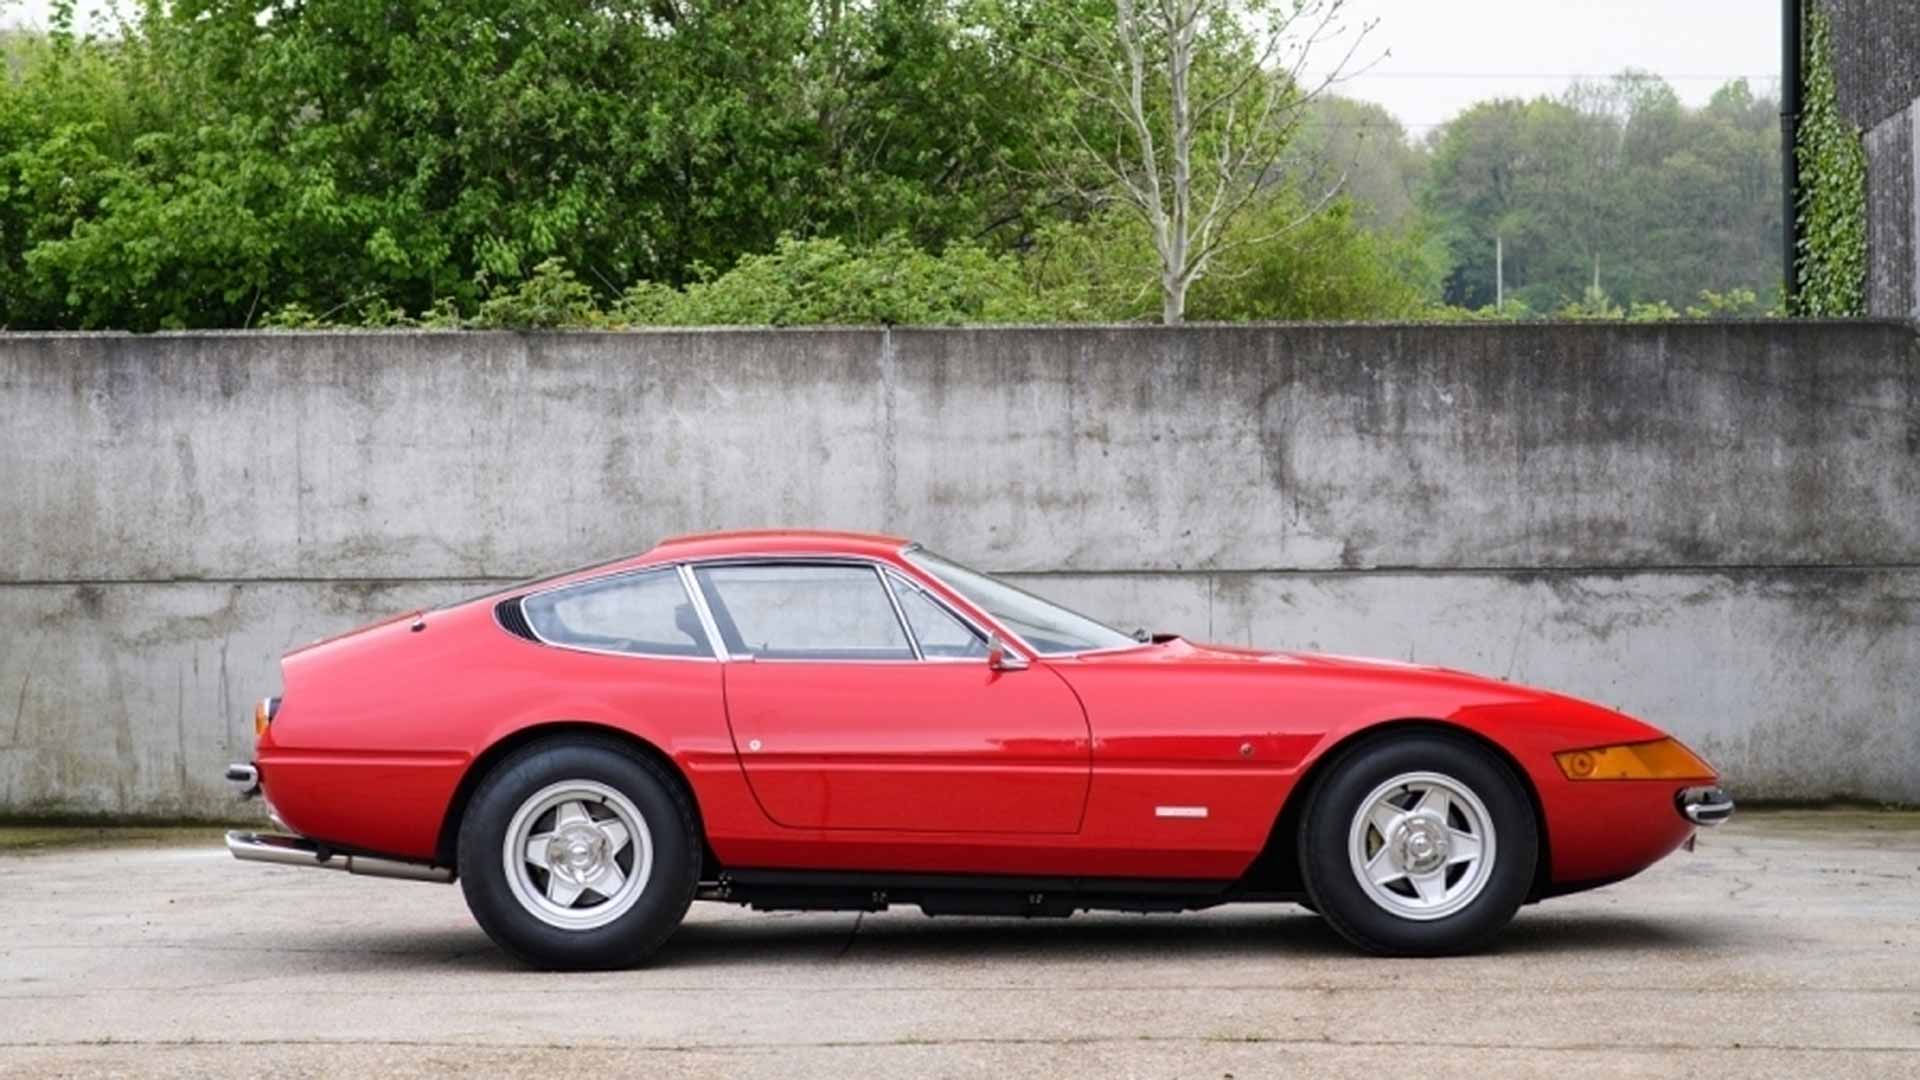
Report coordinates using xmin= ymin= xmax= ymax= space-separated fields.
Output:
xmin=693 ymin=560 xmax=1091 ymax=834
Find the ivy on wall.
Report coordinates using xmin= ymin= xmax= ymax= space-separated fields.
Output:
xmin=1793 ymin=4 xmax=1868 ymax=317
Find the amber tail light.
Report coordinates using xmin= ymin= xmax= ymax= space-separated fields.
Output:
xmin=1555 ymin=737 xmax=1714 ymax=781
xmin=254 ymin=696 xmax=281 ymax=737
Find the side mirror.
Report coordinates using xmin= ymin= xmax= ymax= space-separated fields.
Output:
xmin=986 ymin=632 xmax=1029 ymax=671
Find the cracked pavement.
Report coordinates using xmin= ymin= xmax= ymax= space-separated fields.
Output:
xmin=1 ymin=811 xmax=1916 ymax=1078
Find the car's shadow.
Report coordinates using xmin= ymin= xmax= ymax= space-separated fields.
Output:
xmin=327 ymin=906 xmax=1725 ymax=974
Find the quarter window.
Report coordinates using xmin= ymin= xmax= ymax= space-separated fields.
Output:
xmin=695 ymin=564 xmax=913 ymax=661
xmin=888 ymin=573 xmax=988 ymax=659
xmin=521 ymin=568 xmax=712 ymax=658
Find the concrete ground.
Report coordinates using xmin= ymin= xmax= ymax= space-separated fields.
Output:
xmin=0 ymin=811 xmax=1915 ymax=1079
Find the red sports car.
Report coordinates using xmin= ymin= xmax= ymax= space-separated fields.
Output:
xmin=226 ymin=530 xmax=1732 ymax=967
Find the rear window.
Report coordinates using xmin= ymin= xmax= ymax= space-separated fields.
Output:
xmin=521 ymin=568 xmax=712 ymax=658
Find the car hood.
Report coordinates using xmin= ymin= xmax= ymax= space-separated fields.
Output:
xmin=1063 ymin=636 xmax=1580 ymax=706
xmin=1075 ymin=637 xmax=1464 ymax=674
xmin=1050 ymin=636 xmax=1673 ymax=758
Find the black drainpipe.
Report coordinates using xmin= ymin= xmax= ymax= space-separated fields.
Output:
xmin=1781 ymin=0 xmax=1802 ymax=309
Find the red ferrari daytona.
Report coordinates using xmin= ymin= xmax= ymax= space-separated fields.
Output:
xmin=225 ymin=530 xmax=1733 ymax=967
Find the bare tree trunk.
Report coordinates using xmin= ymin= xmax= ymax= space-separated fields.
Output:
xmin=1162 ymin=275 xmax=1188 ymax=324
xmin=1162 ymin=0 xmax=1195 ymax=324
xmin=1030 ymin=0 xmax=1370 ymax=328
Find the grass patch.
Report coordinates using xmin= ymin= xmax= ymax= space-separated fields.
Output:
xmin=0 ymin=824 xmax=230 ymax=853
xmin=1730 ymin=805 xmax=1920 ymax=836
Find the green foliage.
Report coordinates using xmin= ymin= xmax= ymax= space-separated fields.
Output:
xmin=0 ymin=0 xmax=1066 ymax=329
xmin=0 ymin=2 xmax=1803 ymax=330
xmin=475 ymin=259 xmax=603 ymax=330
xmin=1185 ymin=200 xmax=1445 ymax=321
xmin=1279 ymin=97 xmax=1429 ymax=233
xmin=1792 ymin=6 xmax=1866 ymax=317
xmin=615 ymin=235 xmax=1049 ymax=326
xmin=1419 ymin=74 xmax=1783 ymax=313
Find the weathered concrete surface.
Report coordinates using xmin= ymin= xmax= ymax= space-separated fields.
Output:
xmin=0 ymin=581 xmax=488 ymax=818
xmin=3 ymin=325 xmax=1917 ymax=579
xmin=0 ymin=812 xmax=1915 ymax=1078
xmin=1828 ymin=2 xmax=1920 ymax=318
xmin=1863 ymin=104 xmax=1917 ymax=320
xmin=2 ymin=324 xmax=1918 ymax=813
xmin=1827 ymin=0 xmax=1920 ymax=133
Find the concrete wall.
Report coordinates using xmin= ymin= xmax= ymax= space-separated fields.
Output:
xmin=1826 ymin=0 xmax=1920 ymax=319
xmin=2 ymin=323 xmax=1917 ymax=816
xmin=1862 ymin=107 xmax=1916 ymax=320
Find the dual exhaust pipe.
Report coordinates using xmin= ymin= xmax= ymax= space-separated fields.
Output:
xmin=225 ymin=830 xmax=454 ymax=883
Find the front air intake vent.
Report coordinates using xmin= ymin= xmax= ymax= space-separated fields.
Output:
xmin=495 ymin=597 xmax=538 ymax=642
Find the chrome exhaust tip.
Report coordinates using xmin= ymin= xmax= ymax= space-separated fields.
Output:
xmin=1676 ymin=786 xmax=1735 ymax=827
xmin=225 ymin=762 xmax=261 ymax=799
xmin=225 ymin=831 xmax=453 ymax=884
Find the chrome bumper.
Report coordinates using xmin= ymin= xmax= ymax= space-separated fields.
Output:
xmin=225 ymin=831 xmax=454 ymax=884
xmin=1677 ymin=785 xmax=1735 ymax=826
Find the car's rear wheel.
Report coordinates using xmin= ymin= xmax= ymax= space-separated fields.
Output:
xmin=1298 ymin=731 xmax=1536 ymax=956
xmin=457 ymin=736 xmax=699 ymax=969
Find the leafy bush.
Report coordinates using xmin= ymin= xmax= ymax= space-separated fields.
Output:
xmin=615 ymin=235 xmax=1049 ymax=326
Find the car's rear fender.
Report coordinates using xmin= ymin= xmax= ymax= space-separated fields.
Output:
xmin=431 ymin=720 xmax=717 ymax=873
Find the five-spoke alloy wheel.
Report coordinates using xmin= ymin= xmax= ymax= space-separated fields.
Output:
xmin=1300 ymin=731 xmax=1537 ymax=955
xmin=503 ymin=781 xmax=654 ymax=930
xmin=459 ymin=737 xmax=698 ymax=969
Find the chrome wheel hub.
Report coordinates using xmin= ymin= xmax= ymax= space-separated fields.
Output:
xmin=502 ymin=780 xmax=654 ymax=931
xmin=546 ymin=824 xmax=612 ymax=888
xmin=1347 ymin=771 xmax=1497 ymax=921
xmin=1391 ymin=814 xmax=1451 ymax=875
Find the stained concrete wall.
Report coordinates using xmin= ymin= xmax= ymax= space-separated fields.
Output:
xmin=1863 ymin=107 xmax=1917 ymax=320
xmin=2 ymin=323 xmax=1917 ymax=816
xmin=1826 ymin=0 xmax=1920 ymax=319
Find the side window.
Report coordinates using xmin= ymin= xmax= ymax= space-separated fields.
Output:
xmin=695 ymin=564 xmax=913 ymax=661
xmin=522 ymin=568 xmax=712 ymax=658
xmin=889 ymin=573 xmax=988 ymax=659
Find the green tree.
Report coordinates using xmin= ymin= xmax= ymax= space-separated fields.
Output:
xmin=1278 ymin=95 xmax=1427 ymax=232
xmin=1001 ymin=0 xmax=1375 ymax=323
xmin=1420 ymin=73 xmax=1782 ymax=313
xmin=0 ymin=0 xmax=1075 ymax=329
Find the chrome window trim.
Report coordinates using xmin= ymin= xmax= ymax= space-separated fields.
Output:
xmin=676 ymin=562 xmax=732 ymax=663
xmin=897 ymin=543 xmax=1144 ymax=660
xmin=502 ymin=547 xmax=1053 ymax=666
xmin=689 ymin=558 xmax=923 ymax=665
xmin=876 ymin=567 xmax=925 ymax=661
xmin=510 ymin=565 xmax=720 ymax=663
xmin=881 ymin=567 xmax=996 ymax=664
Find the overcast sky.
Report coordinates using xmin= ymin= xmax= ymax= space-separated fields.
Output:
xmin=1311 ymin=0 xmax=1780 ymax=133
xmin=6 ymin=0 xmax=1783 ymax=135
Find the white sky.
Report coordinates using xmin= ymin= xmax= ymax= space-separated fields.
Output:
xmin=1311 ymin=0 xmax=1782 ymax=133
xmin=6 ymin=0 xmax=1783 ymax=134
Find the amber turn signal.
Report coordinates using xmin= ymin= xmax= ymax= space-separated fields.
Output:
xmin=254 ymin=696 xmax=280 ymax=737
xmin=1554 ymin=738 xmax=1713 ymax=781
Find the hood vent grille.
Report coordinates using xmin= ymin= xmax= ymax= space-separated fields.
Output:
xmin=495 ymin=597 xmax=537 ymax=642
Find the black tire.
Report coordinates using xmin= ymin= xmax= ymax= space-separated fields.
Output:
xmin=1297 ymin=730 xmax=1537 ymax=956
xmin=457 ymin=736 xmax=700 ymax=970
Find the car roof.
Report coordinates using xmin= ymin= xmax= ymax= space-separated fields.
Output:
xmin=644 ymin=528 xmax=912 ymax=562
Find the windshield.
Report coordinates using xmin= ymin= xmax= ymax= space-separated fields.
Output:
xmin=903 ymin=548 xmax=1138 ymax=655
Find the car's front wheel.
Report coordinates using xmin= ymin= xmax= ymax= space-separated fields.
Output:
xmin=1298 ymin=730 xmax=1537 ymax=956
xmin=457 ymin=736 xmax=700 ymax=969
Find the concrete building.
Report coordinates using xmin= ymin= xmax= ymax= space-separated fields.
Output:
xmin=1821 ymin=0 xmax=1920 ymax=317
